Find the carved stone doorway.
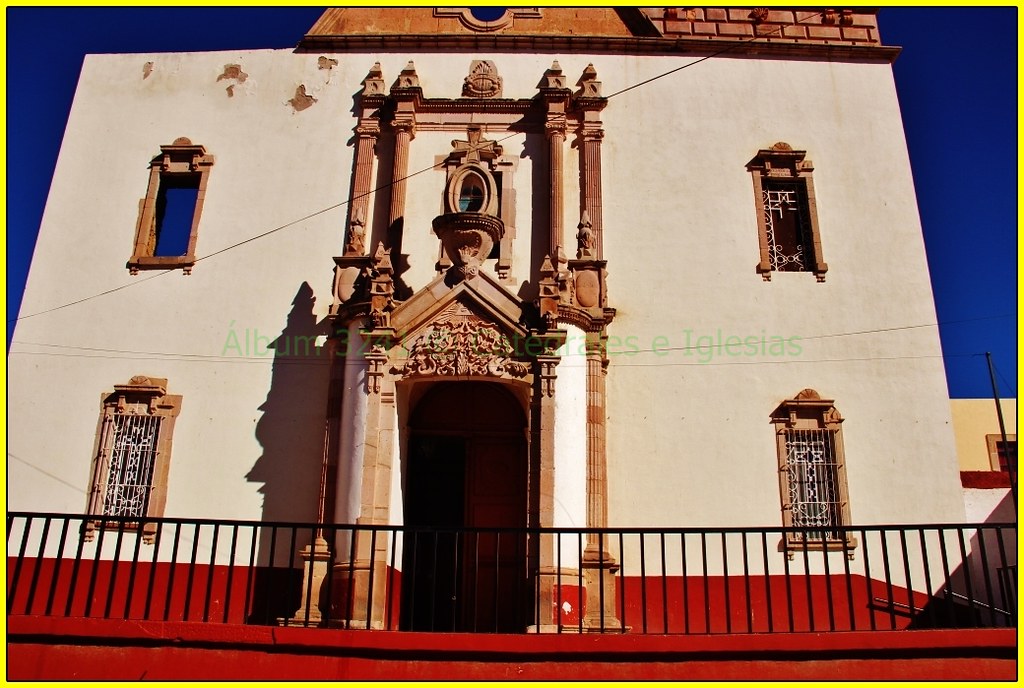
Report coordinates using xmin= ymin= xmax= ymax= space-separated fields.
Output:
xmin=400 ymin=381 xmax=529 ymax=632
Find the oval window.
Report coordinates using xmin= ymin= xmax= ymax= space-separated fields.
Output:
xmin=470 ymin=7 xmax=506 ymax=22
xmin=458 ymin=173 xmax=486 ymax=212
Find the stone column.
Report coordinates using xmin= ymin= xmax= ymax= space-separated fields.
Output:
xmin=526 ymin=327 xmax=567 ymax=633
xmin=344 ymin=63 xmax=385 ymax=256
xmin=387 ymin=61 xmax=420 ymax=233
xmin=580 ymin=124 xmax=605 ymax=258
xmin=539 ymin=61 xmax=572 ymax=289
xmin=388 ymin=121 xmax=413 ymax=230
xmin=545 ymin=124 xmax=565 ymax=262
xmin=582 ymin=330 xmax=622 ymax=631
xmin=584 ymin=333 xmax=609 ymax=541
xmin=345 ymin=127 xmax=377 ymax=255
xmin=530 ymin=353 xmax=560 ymax=632
xmin=330 ymin=331 xmax=395 ymax=630
xmin=574 ymin=64 xmax=607 ymax=259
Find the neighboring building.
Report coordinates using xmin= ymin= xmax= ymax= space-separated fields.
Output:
xmin=952 ymin=398 xmax=1016 ymax=523
xmin=7 ymin=8 xmax=1014 ymax=680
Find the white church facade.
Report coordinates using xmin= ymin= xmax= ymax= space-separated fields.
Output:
xmin=10 ymin=9 xmax=1011 ymax=648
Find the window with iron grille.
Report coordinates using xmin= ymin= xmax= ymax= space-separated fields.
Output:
xmin=771 ymin=389 xmax=855 ymax=555
xmin=103 ymin=413 xmax=162 ymax=518
xmin=784 ymin=428 xmax=842 ymax=541
xmin=762 ymin=178 xmax=814 ymax=272
xmin=87 ymin=376 xmax=181 ymax=542
xmin=747 ymin=142 xmax=828 ymax=282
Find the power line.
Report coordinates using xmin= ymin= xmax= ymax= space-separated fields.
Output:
xmin=627 ymin=313 xmax=1013 ymax=355
xmin=9 ymin=10 xmax=828 ymax=324
xmin=10 ymin=312 xmax=1012 ymax=364
xmin=6 ymin=350 xmax=330 ymax=366
xmin=604 ymin=11 xmax=826 ymax=100
xmin=8 ymin=452 xmax=87 ymax=496
xmin=6 ymin=343 xmax=981 ymax=370
xmin=992 ymin=359 xmax=1018 ymax=397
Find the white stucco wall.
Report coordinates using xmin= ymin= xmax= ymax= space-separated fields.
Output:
xmin=10 ymin=46 xmax=964 ymax=533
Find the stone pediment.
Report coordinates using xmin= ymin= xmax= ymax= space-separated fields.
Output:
xmin=389 ymin=272 xmax=533 ymax=381
xmin=390 ymin=270 xmax=528 ymax=347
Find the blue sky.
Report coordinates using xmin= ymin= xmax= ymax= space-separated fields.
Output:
xmin=6 ymin=7 xmax=1017 ymax=398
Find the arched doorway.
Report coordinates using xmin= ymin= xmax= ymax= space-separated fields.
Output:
xmin=401 ymin=381 xmax=529 ymax=632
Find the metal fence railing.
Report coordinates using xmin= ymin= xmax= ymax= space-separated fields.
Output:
xmin=6 ymin=512 xmax=1016 ymax=634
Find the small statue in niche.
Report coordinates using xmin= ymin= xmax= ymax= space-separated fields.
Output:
xmin=346 ymin=207 xmax=366 ymax=256
xmin=576 ymin=210 xmax=595 ymax=259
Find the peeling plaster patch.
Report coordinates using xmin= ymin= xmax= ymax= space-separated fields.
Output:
xmin=317 ymin=56 xmax=338 ymax=70
xmin=217 ymin=63 xmax=249 ymax=97
xmin=288 ymin=85 xmax=317 ymax=112
xmin=142 ymin=61 xmax=154 ymax=79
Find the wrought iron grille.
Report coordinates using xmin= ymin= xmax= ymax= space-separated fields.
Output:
xmin=785 ymin=428 xmax=842 ymax=540
xmin=763 ymin=184 xmax=807 ymax=271
xmin=103 ymin=413 xmax=161 ymax=518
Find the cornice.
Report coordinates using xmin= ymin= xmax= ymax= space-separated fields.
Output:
xmin=296 ymin=35 xmax=900 ymax=64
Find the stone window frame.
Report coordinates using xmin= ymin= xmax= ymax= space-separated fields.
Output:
xmin=986 ymin=434 xmax=1017 ymax=472
xmin=85 ymin=376 xmax=182 ymax=543
xmin=127 ymin=137 xmax=214 ymax=275
xmin=747 ymin=142 xmax=828 ymax=282
xmin=770 ymin=389 xmax=856 ymax=557
xmin=446 ymin=163 xmax=499 ymax=216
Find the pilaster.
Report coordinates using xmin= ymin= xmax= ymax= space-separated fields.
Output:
xmin=573 ymin=64 xmax=607 ymax=259
xmin=345 ymin=63 xmax=385 ymax=256
xmin=388 ymin=61 xmax=421 ymax=232
xmin=539 ymin=61 xmax=571 ymax=261
xmin=581 ymin=331 xmax=622 ymax=631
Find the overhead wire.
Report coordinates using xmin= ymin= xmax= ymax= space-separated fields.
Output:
xmin=9 ymin=9 xmax=828 ymax=324
xmin=8 ymin=312 xmax=1013 ymax=364
xmin=992 ymin=359 xmax=1018 ymax=396
xmin=8 ymin=9 xmax=1011 ymax=377
xmin=4 ymin=346 xmax=982 ymax=368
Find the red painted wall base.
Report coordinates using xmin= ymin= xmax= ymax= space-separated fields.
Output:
xmin=7 ymin=616 xmax=1016 ymax=681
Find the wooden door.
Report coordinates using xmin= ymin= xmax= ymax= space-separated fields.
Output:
xmin=401 ymin=382 xmax=528 ymax=633
xmin=463 ymin=436 xmax=527 ymax=632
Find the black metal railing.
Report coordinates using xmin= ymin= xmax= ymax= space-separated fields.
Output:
xmin=6 ymin=512 xmax=1016 ymax=634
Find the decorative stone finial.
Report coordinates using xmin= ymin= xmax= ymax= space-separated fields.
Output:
xmin=539 ymin=254 xmax=556 ymax=277
xmin=361 ymin=62 xmax=385 ymax=96
xmin=538 ymin=254 xmax=560 ymax=328
xmin=368 ymin=241 xmax=395 ymax=328
xmin=371 ymin=241 xmax=392 ymax=273
xmin=392 ymin=61 xmax=420 ymax=91
xmin=539 ymin=60 xmax=566 ymax=90
xmin=576 ymin=64 xmax=602 ymax=98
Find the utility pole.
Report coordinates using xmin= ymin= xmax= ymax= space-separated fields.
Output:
xmin=985 ymin=352 xmax=1016 ymax=510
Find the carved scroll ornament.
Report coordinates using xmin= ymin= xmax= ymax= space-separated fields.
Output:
xmin=392 ymin=304 xmax=529 ymax=379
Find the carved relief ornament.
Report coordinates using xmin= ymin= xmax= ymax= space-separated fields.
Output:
xmin=392 ymin=303 xmax=529 ymax=380
xmin=462 ymin=60 xmax=503 ymax=98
